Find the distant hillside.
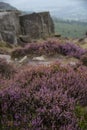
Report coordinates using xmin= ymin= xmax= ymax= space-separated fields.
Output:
xmin=53 ymin=18 xmax=87 ymax=39
xmin=0 ymin=2 xmax=17 ymax=11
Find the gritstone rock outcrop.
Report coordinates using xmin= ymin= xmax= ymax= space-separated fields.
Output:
xmin=0 ymin=2 xmax=54 ymax=44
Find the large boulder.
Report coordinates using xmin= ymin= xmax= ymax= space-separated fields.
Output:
xmin=19 ymin=12 xmax=54 ymax=39
xmin=0 ymin=11 xmax=20 ymax=44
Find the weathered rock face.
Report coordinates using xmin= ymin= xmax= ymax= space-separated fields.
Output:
xmin=0 ymin=11 xmax=20 ymax=44
xmin=0 ymin=2 xmax=54 ymax=44
xmin=19 ymin=12 xmax=54 ymax=39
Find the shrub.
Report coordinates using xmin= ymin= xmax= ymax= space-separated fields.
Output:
xmin=0 ymin=84 xmax=77 ymax=129
xmin=11 ymin=41 xmax=86 ymax=59
xmin=14 ymin=63 xmax=87 ymax=106
xmin=0 ymin=58 xmax=16 ymax=79
xmin=0 ymin=62 xmax=87 ymax=129
xmin=0 ymin=75 xmax=10 ymax=90
xmin=80 ymin=53 xmax=87 ymax=66
xmin=11 ymin=48 xmax=25 ymax=58
xmin=59 ymin=43 xmax=86 ymax=58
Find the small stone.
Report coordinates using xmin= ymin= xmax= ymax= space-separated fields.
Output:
xmin=32 ymin=56 xmax=45 ymax=61
xmin=19 ymin=56 xmax=27 ymax=63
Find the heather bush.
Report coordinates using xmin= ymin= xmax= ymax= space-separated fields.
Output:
xmin=11 ymin=41 xmax=61 ymax=58
xmin=59 ymin=43 xmax=86 ymax=59
xmin=11 ymin=47 xmax=25 ymax=58
xmin=0 ymin=62 xmax=87 ymax=129
xmin=14 ymin=63 xmax=87 ymax=106
xmin=0 ymin=58 xmax=16 ymax=79
xmin=11 ymin=41 xmax=86 ymax=59
xmin=0 ymin=75 xmax=11 ymax=90
xmin=0 ymin=84 xmax=77 ymax=129
xmin=80 ymin=53 xmax=87 ymax=66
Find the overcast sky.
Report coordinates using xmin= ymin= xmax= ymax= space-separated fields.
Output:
xmin=1 ymin=0 xmax=68 ymax=7
xmin=0 ymin=0 xmax=87 ymax=21
xmin=0 ymin=0 xmax=81 ymax=10
xmin=0 ymin=0 xmax=86 ymax=12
